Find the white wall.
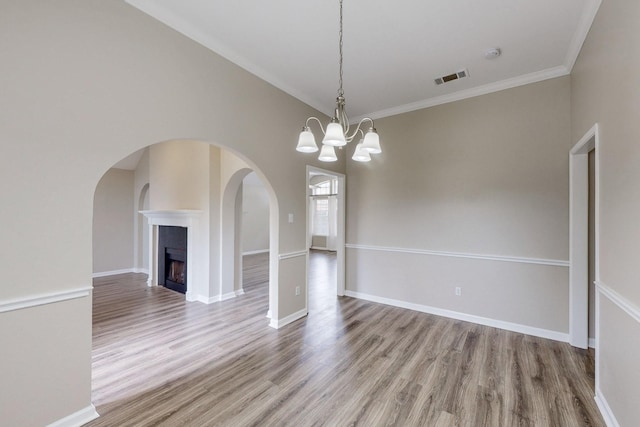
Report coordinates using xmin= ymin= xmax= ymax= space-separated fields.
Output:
xmin=134 ymin=148 xmax=150 ymax=272
xmin=346 ymin=77 xmax=572 ymax=336
xmin=242 ymin=172 xmax=270 ymax=254
xmin=571 ymin=0 xmax=640 ymax=424
xmin=0 ymin=1 xmax=342 ymax=425
xmin=93 ymin=168 xmax=135 ymax=274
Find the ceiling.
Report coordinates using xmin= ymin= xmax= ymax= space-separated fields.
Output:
xmin=125 ymin=0 xmax=601 ymax=121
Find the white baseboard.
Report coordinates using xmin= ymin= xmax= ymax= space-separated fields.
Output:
xmin=93 ymin=268 xmax=149 ymax=278
xmin=220 ymin=291 xmax=237 ymax=301
xmin=345 ymin=290 xmax=569 ymax=343
xmin=243 ymin=249 xmax=269 ymax=256
xmin=47 ymin=404 xmax=99 ymax=427
xmin=269 ymin=308 xmax=307 ymax=329
xmin=589 ymin=337 xmax=596 ymax=348
xmin=92 ymin=268 xmax=135 ymax=278
xmin=595 ymin=387 xmax=620 ymax=427
xmin=195 ymin=290 xmax=243 ymax=304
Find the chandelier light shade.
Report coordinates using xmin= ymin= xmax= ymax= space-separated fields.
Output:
xmin=295 ymin=0 xmax=382 ymax=163
xmin=295 ymin=127 xmax=318 ymax=153
xmin=351 ymin=141 xmax=372 ymax=162
xmin=361 ymin=128 xmax=381 ymax=154
xmin=318 ymin=144 xmax=338 ymax=162
xmin=322 ymin=121 xmax=347 ymax=147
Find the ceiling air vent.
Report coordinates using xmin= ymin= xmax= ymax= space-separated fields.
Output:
xmin=434 ymin=69 xmax=469 ymax=85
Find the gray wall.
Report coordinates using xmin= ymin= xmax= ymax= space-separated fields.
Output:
xmin=0 ymin=1 xmax=341 ymax=425
xmin=242 ymin=173 xmax=270 ymax=254
xmin=93 ymin=168 xmax=135 ymax=274
xmin=571 ymin=0 xmax=640 ymax=424
xmin=346 ymin=77 xmax=572 ymax=335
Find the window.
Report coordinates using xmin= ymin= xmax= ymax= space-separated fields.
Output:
xmin=312 ymin=198 xmax=329 ymax=236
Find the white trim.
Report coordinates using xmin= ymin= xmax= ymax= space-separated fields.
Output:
xmin=596 ymin=281 xmax=640 ymax=324
xmin=564 ymin=0 xmax=603 ymax=72
xmin=346 ymin=244 xmax=569 ymax=267
xmin=345 ymin=290 xmax=569 ymax=343
xmin=595 ymin=387 xmax=620 ymax=427
xmin=133 ymin=267 xmax=149 ymax=275
xmin=269 ymin=308 xmax=307 ymax=329
xmin=140 ymin=210 xmax=204 ymax=303
xmin=124 ymin=0 xmax=331 ymax=117
xmin=351 ymin=66 xmax=569 ymax=123
xmin=220 ymin=291 xmax=237 ymax=301
xmin=589 ymin=337 xmax=596 ymax=349
xmin=92 ymin=268 xmax=136 ymax=278
xmin=195 ymin=289 xmax=245 ymax=304
xmin=306 ymin=166 xmax=347 ymax=303
xmin=0 ymin=287 xmax=92 ymax=314
xmin=569 ymin=123 xmax=599 ymax=349
xmin=242 ymin=249 xmax=269 ymax=256
xmin=127 ymin=0 xmax=601 ymax=124
xmin=46 ymin=404 xmax=99 ymax=427
xmin=196 ymin=295 xmax=220 ymax=304
xmin=278 ymin=250 xmax=308 ymax=260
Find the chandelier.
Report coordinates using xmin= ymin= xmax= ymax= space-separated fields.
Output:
xmin=295 ymin=0 xmax=382 ymax=163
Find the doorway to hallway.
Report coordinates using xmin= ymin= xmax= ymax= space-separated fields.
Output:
xmin=306 ymin=167 xmax=345 ymax=305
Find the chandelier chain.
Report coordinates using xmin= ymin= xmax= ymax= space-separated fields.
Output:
xmin=338 ymin=0 xmax=344 ymax=97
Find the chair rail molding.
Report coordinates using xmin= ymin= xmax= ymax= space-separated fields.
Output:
xmin=346 ymin=244 xmax=569 ymax=267
xmin=0 ymin=286 xmax=92 ymax=314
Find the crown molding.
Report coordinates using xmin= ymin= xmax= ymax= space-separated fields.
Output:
xmin=564 ymin=0 xmax=603 ymax=72
xmin=350 ymin=66 xmax=570 ymax=123
xmin=124 ymin=0 xmax=331 ymax=116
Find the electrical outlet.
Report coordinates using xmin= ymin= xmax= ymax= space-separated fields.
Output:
xmin=295 ymin=286 xmax=300 ymax=296
xmin=455 ymin=287 xmax=462 ymax=296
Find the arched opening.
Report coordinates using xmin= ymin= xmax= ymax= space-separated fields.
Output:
xmin=91 ymin=139 xmax=280 ymax=412
xmin=220 ymin=168 xmax=269 ymax=299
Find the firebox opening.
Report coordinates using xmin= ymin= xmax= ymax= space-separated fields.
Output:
xmin=158 ymin=226 xmax=187 ymax=294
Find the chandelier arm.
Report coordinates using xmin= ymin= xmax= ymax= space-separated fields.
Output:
xmin=305 ymin=116 xmax=327 ymax=135
xmin=341 ymin=106 xmax=350 ymax=139
xmin=346 ymin=117 xmax=375 ymax=142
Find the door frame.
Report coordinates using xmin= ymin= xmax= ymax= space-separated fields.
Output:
xmin=569 ymin=123 xmax=599 ymax=349
xmin=306 ymin=166 xmax=346 ymax=298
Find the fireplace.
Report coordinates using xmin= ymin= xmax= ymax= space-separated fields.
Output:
xmin=140 ymin=209 xmax=202 ymax=301
xmin=158 ymin=226 xmax=187 ymax=294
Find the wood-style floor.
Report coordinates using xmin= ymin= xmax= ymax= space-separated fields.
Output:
xmin=88 ymin=251 xmax=604 ymax=426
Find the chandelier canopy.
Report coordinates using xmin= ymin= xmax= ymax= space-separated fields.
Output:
xmin=295 ymin=0 xmax=382 ymax=163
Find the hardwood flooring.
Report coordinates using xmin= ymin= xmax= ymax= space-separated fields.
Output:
xmin=88 ymin=251 xmax=603 ymax=426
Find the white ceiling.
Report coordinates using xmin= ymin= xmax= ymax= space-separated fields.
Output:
xmin=125 ymin=0 xmax=601 ymax=121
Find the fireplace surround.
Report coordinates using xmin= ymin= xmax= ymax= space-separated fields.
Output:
xmin=140 ymin=210 xmax=203 ymax=301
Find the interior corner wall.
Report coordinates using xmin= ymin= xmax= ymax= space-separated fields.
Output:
xmin=571 ymin=0 xmax=640 ymax=424
xmin=134 ymin=148 xmax=150 ymax=272
xmin=93 ymin=168 xmax=135 ymax=274
xmin=346 ymin=76 xmax=572 ymax=335
xmin=208 ymin=145 xmax=222 ymax=298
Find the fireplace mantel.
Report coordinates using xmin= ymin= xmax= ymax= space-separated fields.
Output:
xmin=140 ymin=210 xmax=203 ymax=302
xmin=140 ymin=209 xmax=203 ymax=225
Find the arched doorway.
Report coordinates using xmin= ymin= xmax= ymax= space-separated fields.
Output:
xmin=91 ymin=140 xmax=281 ymax=412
